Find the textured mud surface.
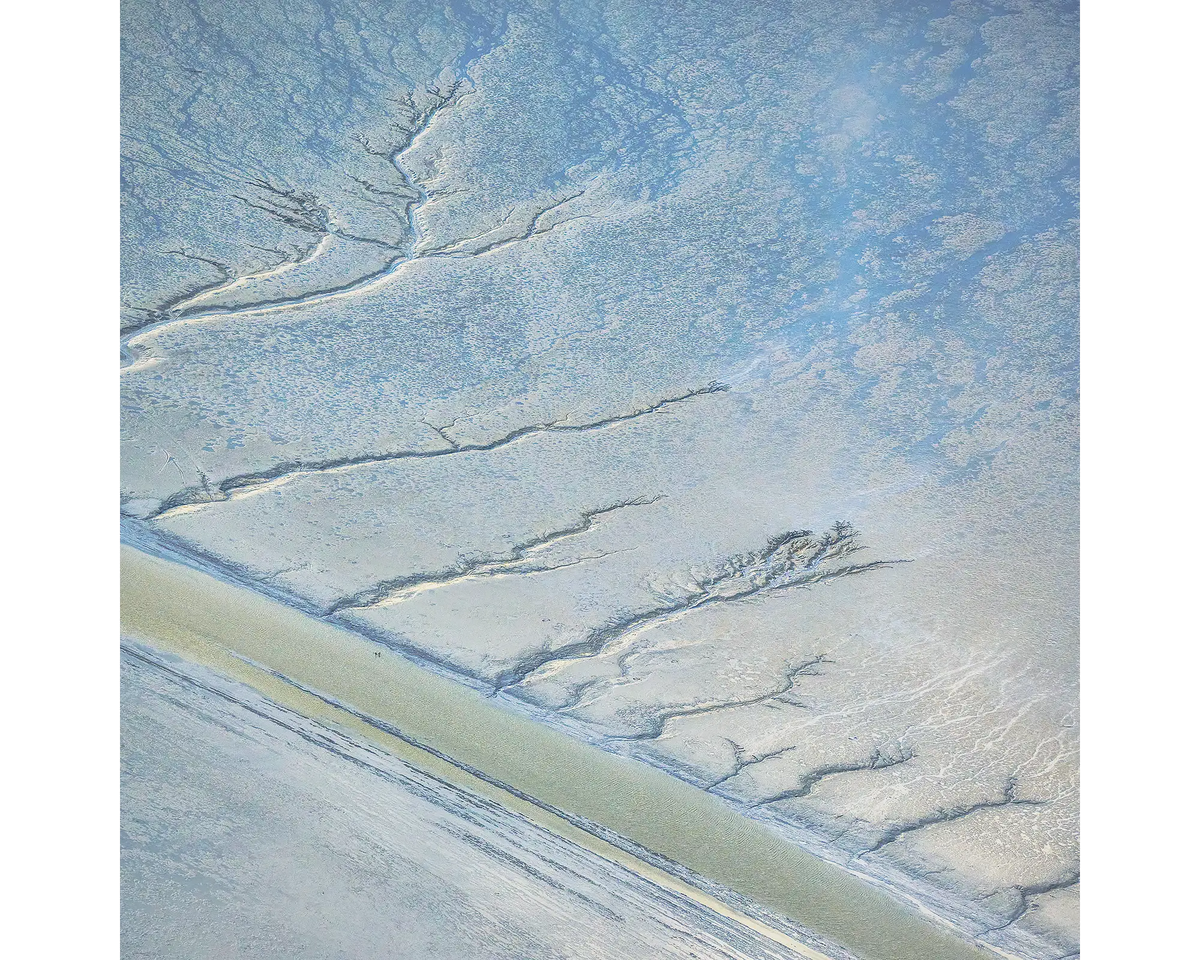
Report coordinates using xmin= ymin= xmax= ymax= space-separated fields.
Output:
xmin=122 ymin=1 xmax=1079 ymax=957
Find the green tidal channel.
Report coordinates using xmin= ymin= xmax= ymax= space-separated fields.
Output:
xmin=121 ymin=543 xmax=994 ymax=960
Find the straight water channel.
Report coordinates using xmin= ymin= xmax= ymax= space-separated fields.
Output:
xmin=121 ymin=543 xmax=996 ymax=960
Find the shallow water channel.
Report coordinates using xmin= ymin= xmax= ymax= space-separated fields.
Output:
xmin=121 ymin=543 xmax=996 ymax=960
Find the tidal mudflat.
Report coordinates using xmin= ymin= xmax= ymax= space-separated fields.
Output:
xmin=122 ymin=1 xmax=1078 ymax=957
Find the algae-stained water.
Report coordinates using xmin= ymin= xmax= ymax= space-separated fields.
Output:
xmin=121 ymin=545 xmax=994 ymax=960
xmin=121 ymin=1 xmax=1079 ymax=957
xmin=123 ymin=642 xmax=815 ymax=960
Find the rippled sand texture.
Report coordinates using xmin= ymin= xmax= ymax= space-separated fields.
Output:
xmin=121 ymin=1 xmax=1079 ymax=957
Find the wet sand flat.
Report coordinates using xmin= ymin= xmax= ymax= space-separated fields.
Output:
xmin=121 ymin=3 xmax=1078 ymax=953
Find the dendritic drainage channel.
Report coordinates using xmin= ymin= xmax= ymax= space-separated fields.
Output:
xmin=121 ymin=80 xmax=595 ymax=367
xmin=130 ymin=382 xmax=730 ymax=521
xmin=326 ymin=497 xmax=662 ymax=615
xmin=497 ymin=521 xmax=901 ymax=700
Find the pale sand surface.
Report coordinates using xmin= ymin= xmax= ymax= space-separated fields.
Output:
xmin=122 ymin=543 xmax=998 ymax=960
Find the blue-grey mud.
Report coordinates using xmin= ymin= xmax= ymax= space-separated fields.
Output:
xmin=121 ymin=1 xmax=1079 ymax=958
